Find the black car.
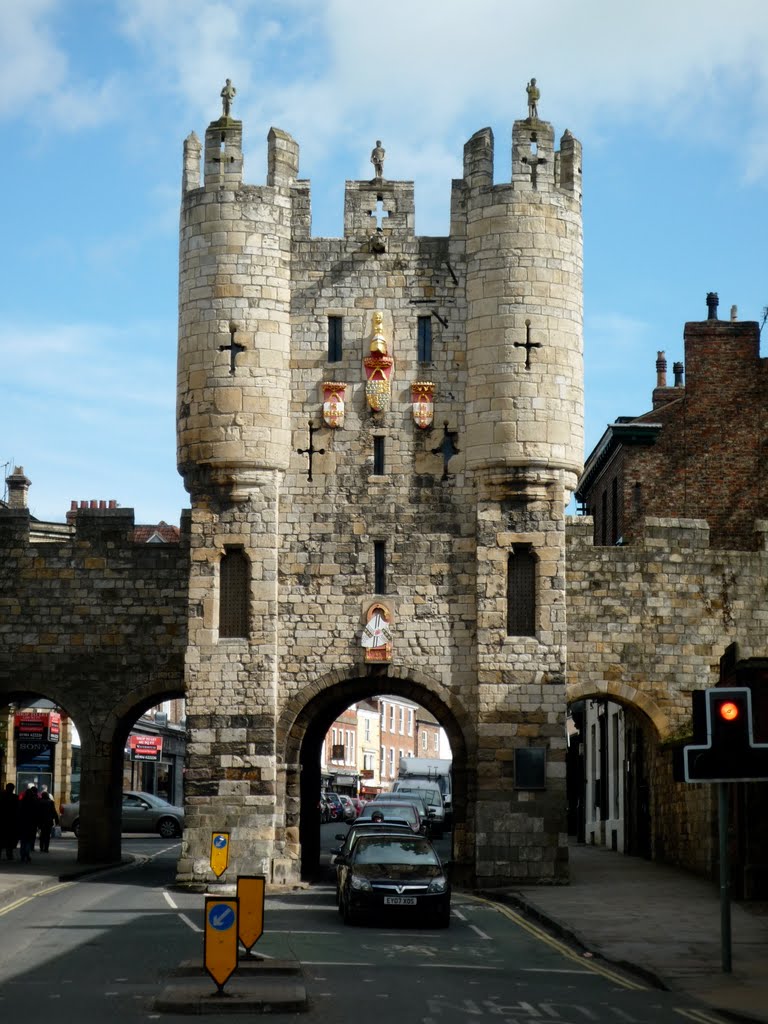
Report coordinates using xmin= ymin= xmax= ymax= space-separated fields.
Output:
xmin=331 ymin=820 xmax=416 ymax=903
xmin=337 ymin=832 xmax=451 ymax=928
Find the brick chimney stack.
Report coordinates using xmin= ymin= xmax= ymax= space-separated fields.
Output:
xmin=655 ymin=351 xmax=667 ymax=388
xmin=6 ymin=466 xmax=31 ymax=509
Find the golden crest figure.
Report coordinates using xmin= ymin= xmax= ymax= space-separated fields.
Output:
xmin=364 ymin=311 xmax=394 ymax=412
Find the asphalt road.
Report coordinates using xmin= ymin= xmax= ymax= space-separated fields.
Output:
xmin=0 ymin=830 xmax=730 ymax=1023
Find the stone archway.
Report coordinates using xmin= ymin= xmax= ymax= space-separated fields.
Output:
xmin=277 ymin=667 xmax=474 ymax=883
xmin=566 ymin=680 xmax=667 ymax=857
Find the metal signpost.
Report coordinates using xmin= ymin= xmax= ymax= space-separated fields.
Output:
xmin=679 ymin=686 xmax=768 ymax=973
xmin=210 ymin=831 xmax=230 ymax=878
xmin=237 ymin=875 xmax=266 ymax=958
xmin=203 ymin=897 xmax=239 ymax=993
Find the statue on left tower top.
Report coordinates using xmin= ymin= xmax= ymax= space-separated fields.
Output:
xmin=220 ymin=79 xmax=236 ymax=118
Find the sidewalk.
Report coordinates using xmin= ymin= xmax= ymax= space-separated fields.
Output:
xmin=0 ymin=836 xmax=125 ymax=908
xmin=1 ymin=838 xmax=767 ymax=1023
xmin=495 ymin=842 xmax=768 ymax=1024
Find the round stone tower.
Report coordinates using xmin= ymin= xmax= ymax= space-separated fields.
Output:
xmin=462 ymin=118 xmax=583 ymax=493
xmin=455 ymin=110 xmax=583 ymax=885
xmin=177 ymin=117 xmax=299 ymax=500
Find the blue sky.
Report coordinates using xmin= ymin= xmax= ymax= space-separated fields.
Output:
xmin=2 ymin=0 xmax=768 ymax=524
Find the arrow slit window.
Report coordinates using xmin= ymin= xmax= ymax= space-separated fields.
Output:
xmin=219 ymin=546 xmax=249 ymax=638
xmin=507 ymin=544 xmax=536 ymax=637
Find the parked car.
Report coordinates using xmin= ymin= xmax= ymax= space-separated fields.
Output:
xmin=356 ymin=801 xmax=424 ymax=834
xmin=324 ymin=792 xmax=344 ymax=820
xmin=337 ymin=832 xmax=451 ymax=927
xmin=319 ymin=793 xmax=333 ymax=823
xmin=59 ymin=791 xmax=184 ymax=839
xmin=337 ymin=794 xmax=357 ymax=822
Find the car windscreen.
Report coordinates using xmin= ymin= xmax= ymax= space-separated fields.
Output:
xmin=353 ymin=837 xmax=439 ymax=865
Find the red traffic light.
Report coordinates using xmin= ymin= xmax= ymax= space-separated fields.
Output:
xmin=718 ymin=701 xmax=740 ymax=722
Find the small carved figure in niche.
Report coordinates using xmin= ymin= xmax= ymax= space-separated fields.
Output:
xmin=370 ymin=311 xmax=387 ymax=355
xmin=526 ymin=78 xmax=540 ymax=120
xmin=221 ymin=79 xmax=236 ymax=118
xmin=371 ymin=140 xmax=385 ymax=179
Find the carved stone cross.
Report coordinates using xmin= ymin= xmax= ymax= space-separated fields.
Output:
xmin=522 ymin=148 xmax=546 ymax=189
xmin=296 ymin=422 xmax=325 ymax=482
xmin=369 ymin=197 xmax=389 ymax=230
xmin=219 ymin=323 xmax=245 ymax=375
xmin=514 ymin=319 xmax=542 ymax=370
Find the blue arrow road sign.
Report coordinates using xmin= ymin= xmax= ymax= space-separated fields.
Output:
xmin=208 ymin=903 xmax=236 ymax=931
xmin=213 ymin=834 xmax=228 ymax=849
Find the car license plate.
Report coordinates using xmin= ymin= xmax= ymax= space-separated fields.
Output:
xmin=384 ymin=896 xmax=417 ymax=906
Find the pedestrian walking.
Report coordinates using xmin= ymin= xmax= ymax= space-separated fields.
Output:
xmin=37 ymin=790 xmax=59 ymax=852
xmin=0 ymin=782 xmax=19 ymax=860
xmin=18 ymin=785 xmax=40 ymax=863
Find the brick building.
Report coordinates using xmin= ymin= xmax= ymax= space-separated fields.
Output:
xmin=576 ymin=295 xmax=767 ymax=550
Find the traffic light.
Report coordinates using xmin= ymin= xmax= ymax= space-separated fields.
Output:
xmin=681 ymin=687 xmax=768 ymax=783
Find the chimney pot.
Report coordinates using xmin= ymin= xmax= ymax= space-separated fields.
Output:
xmin=655 ymin=350 xmax=667 ymax=388
xmin=673 ymin=362 xmax=684 ymax=387
xmin=706 ymin=292 xmax=719 ymax=320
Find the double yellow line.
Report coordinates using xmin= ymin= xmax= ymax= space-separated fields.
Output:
xmin=0 ymin=881 xmax=71 ymax=917
xmin=463 ymin=894 xmax=727 ymax=1023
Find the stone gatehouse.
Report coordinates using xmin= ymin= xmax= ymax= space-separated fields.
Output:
xmin=3 ymin=90 xmax=764 ymax=893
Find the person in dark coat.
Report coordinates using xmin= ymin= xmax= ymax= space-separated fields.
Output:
xmin=18 ymin=785 xmax=40 ymax=863
xmin=0 ymin=782 xmax=19 ymax=860
xmin=37 ymin=791 xmax=60 ymax=852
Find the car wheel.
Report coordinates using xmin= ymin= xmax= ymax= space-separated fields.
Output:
xmin=73 ymin=819 xmax=80 ymax=838
xmin=158 ymin=818 xmax=181 ymax=839
xmin=435 ymin=908 xmax=451 ymax=929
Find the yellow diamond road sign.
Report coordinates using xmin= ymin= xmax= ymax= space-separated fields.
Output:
xmin=210 ymin=831 xmax=230 ymax=878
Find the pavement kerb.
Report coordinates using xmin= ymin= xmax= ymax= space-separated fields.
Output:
xmin=474 ymin=888 xmax=668 ymax=991
xmin=475 ymin=888 xmax=764 ymax=1024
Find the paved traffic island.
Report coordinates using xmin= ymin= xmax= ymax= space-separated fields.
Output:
xmin=154 ymin=958 xmax=307 ymax=1015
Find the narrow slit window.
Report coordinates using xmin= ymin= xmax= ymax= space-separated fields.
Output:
xmin=507 ymin=544 xmax=536 ymax=637
xmin=417 ymin=316 xmax=433 ymax=362
xmin=219 ymin=547 xmax=249 ymax=638
xmin=373 ymin=435 xmax=385 ymax=474
xmin=374 ymin=540 xmax=386 ymax=594
xmin=328 ymin=316 xmax=343 ymax=362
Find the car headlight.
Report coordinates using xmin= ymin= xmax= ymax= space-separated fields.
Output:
xmin=427 ymin=876 xmax=448 ymax=893
xmin=350 ymin=874 xmax=372 ymax=892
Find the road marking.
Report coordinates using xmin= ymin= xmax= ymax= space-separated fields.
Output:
xmin=163 ymin=891 xmax=177 ymax=909
xmin=179 ymin=913 xmax=202 ymax=933
xmin=418 ymin=964 xmax=502 ymax=970
xmin=468 ymin=923 xmax=492 ymax=940
xmin=302 ymin=961 xmax=374 ymax=967
xmin=675 ymin=1009 xmax=729 ymax=1024
xmin=451 ymin=907 xmax=467 ymax=921
xmin=0 ymin=880 xmax=75 ymax=917
xmin=464 ymin=893 xmax=647 ymax=991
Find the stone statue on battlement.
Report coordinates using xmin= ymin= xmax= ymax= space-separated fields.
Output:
xmin=220 ymin=79 xmax=236 ymax=118
xmin=371 ymin=140 xmax=385 ymax=179
xmin=526 ymin=78 xmax=540 ymax=120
